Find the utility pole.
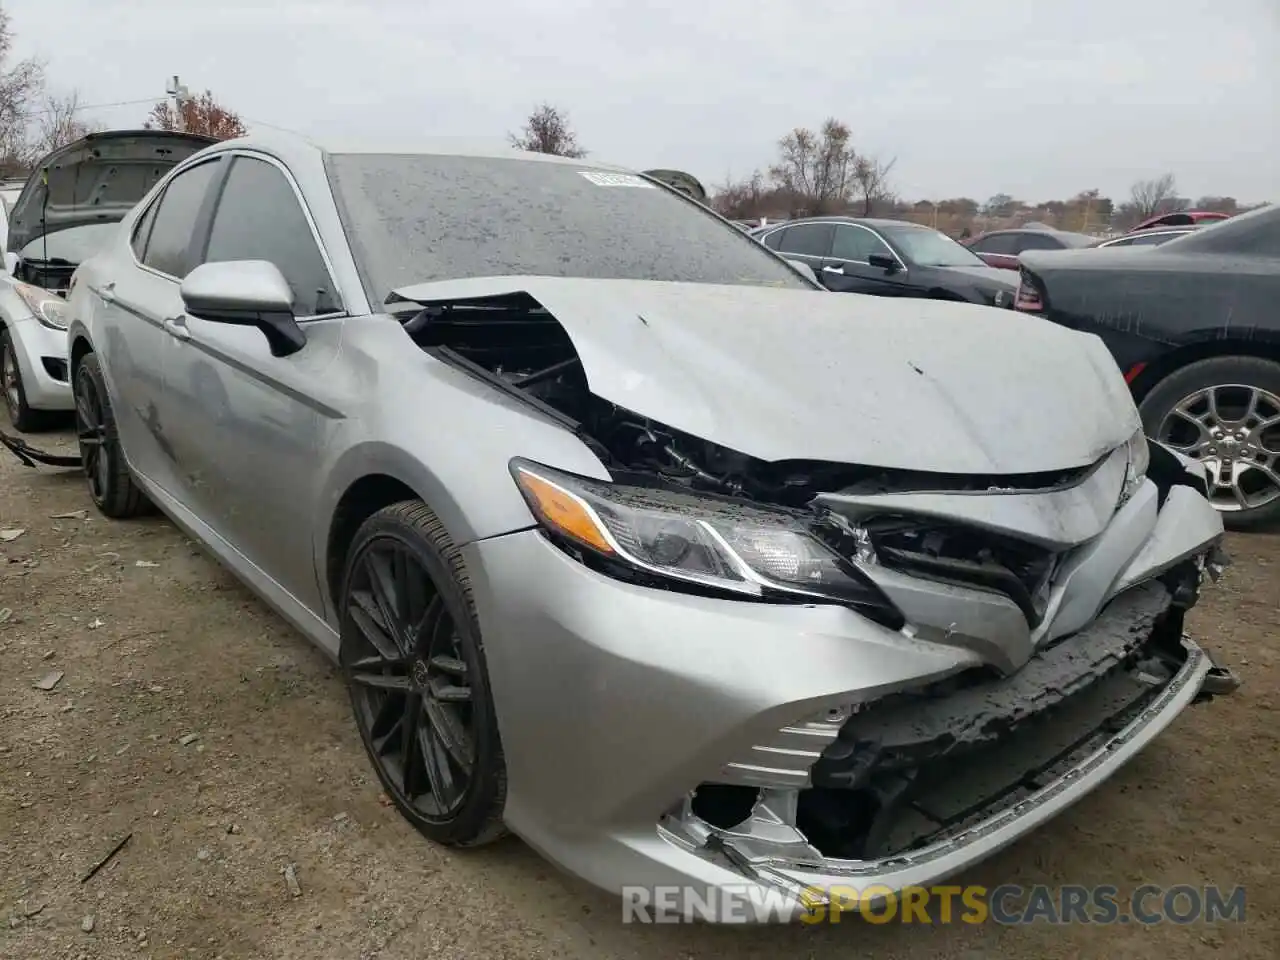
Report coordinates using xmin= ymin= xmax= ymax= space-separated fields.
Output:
xmin=164 ymin=75 xmax=191 ymax=132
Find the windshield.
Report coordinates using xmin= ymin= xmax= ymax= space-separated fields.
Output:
xmin=326 ymin=153 xmax=812 ymax=301
xmin=19 ymin=222 xmax=120 ymax=264
xmin=880 ymin=225 xmax=987 ymax=267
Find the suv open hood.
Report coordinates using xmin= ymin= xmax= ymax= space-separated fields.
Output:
xmin=6 ymin=130 xmax=216 ymax=254
xmin=393 ymin=277 xmax=1139 ymax=475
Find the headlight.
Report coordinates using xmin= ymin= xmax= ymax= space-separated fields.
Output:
xmin=510 ymin=459 xmax=900 ymax=621
xmin=13 ymin=281 xmax=67 ymax=331
xmin=1120 ymin=427 xmax=1150 ymax=504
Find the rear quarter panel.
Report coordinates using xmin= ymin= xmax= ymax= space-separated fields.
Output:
xmin=1018 ymin=253 xmax=1280 ymax=372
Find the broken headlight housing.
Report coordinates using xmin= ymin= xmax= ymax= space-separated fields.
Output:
xmin=1120 ymin=426 xmax=1150 ymax=505
xmin=13 ymin=281 xmax=68 ymax=331
xmin=510 ymin=458 xmax=899 ymax=619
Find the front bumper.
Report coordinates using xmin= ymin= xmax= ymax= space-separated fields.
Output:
xmin=461 ymin=474 xmax=1233 ymax=922
xmin=5 ymin=315 xmax=72 ymax=410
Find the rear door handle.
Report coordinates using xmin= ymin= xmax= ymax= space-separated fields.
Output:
xmin=163 ymin=314 xmax=191 ymax=341
xmin=822 ymin=265 xmax=844 ymax=275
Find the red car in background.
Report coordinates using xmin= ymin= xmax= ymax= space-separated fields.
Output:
xmin=1131 ymin=210 xmax=1230 ymax=231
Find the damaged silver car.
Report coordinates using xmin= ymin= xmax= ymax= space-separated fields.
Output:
xmin=62 ymin=132 xmax=1238 ymax=922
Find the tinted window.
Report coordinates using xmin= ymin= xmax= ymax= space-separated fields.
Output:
xmin=776 ymin=223 xmax=833 ymax=258
xmin=760 ymin=228 xmax=787 ymax=250
xmin=1016 ymin=233 xmax=1062 ymax=251
xmin=831 ymin=224 xmax=891 ymax=262
xmin=877 ymin=225 xmax=987 ymax=267
xmin=971 ymin=233 xmax=1017 ymax=255
xmin=143 ymin=159 xmax=221 ymax=278
xmin=1102 ymin=235 xmax=1136 ymax=248
xmin=131 ymin=200 xmax=159 ymax=260
xmin=1128 ymin=231 xmax=1182 ymax=246
xmin=326 ymin=154 xmax=812 ymax=300
xmin=204 ymin=156 xmax=339 ymax=315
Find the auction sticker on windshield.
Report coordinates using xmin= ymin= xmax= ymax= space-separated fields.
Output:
xmin=579 ymin=171 xmax=655 ymax=188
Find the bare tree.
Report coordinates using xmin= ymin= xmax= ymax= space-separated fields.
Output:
xmin=29 ymin=90 xmax=102 ymax=156
xmin=508 ymin=103 xmax=587 ymax=158
xmin=1129 ymin=173 xmax=1179 ymax=219
xmin=145 ymin=90 xmax=246 ymax=141
xmin=0 ymin=5 xmax=45 ymax=175
xmin=850 ymin=153 xmax=896 ymax=216
xmin=768 ymin=118 xmax=857 ymax=215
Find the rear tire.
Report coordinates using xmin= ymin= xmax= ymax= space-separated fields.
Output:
xmin=1138 ymin=355 xmax=1280 ymax=531
xmin=1 ymin=327 xmax=57 ymax=432
xmin=339 ymin=500 xmax=508 ymax=847
xmin=74 ymin=352 xmax=153 ymax=519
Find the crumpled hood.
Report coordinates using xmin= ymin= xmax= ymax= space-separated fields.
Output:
xmin=393 ymin=277 xmax=1139 ymax=474
xmin=6 ymin=130 xmax=216 ymax=254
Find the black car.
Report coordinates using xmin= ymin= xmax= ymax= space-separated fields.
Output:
xmin=1017 ymin=204 xmax=1280 ymax=529
xmin=751 ymin=217 xmax=1017 ymax=308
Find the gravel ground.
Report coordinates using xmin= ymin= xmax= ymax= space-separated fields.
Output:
xmin=1 ymin=424 xmax=1277 ymax=959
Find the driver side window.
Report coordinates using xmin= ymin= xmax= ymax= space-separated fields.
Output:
xmin=831 ymin=225 xmax=892 ymax=263
xmin=201 ymin=156 xmax=340 ymax=317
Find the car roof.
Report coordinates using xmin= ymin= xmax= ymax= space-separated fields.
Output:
xmin=758 ymin=216 xmax=929 ymax=230
xmin=204 ymin=128 xmax=635 ymax=171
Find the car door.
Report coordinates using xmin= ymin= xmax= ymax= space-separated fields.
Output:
xmin=767 ymin=222 xmax=834 ymax=275
xmin=969 ymin=232 xmax=1020 ymax=270
xmin=820 ymin=224 xmax=913 ymax=296
xmin=95 ymin=156 xmax=225 ymax=495
xmin=159 ymin=152 xmax=345 ymax=611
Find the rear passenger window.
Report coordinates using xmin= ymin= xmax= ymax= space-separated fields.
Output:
xmin=971 ymin=233 xmax=1017 ymax=255
xmin=1017 ymin=233 xmax=1061 ymax=252
xmin=203 ymin=156 xmax=339 ymax=316
xmin=142 ymin=159 xmax=222 ymax=278
xmin=130 ymin=199 xmax=159 ymax=260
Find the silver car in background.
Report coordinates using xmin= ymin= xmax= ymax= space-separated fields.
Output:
xmin=64 ymin=131 xmax=1237 ymax=922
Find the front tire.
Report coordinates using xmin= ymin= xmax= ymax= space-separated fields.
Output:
xmin=1138 ymin=355 xmax=1280 ymax=530
xmin=339 ymin=501 xmax=507 ymax=847
xmin=73 ymin=352 xmax=152 ymax=519
xmin=1 ymin=327 xmax=56 ymax=432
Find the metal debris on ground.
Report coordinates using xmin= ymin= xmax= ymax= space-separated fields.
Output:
xmin=178 ymin=733 xmax=199 ymax=746
xmin=87 ymin=618 xmax=105 ymax=630
xmin=34 ymin=671 xmax=64 ymax=691
xmin=81 ymin=833 xmax=132 ymax=883
xmin=50 ymin=510 xmax=88 ymax=520
xmin=0 ymin=528 xmax=25 ymax=542
xmin=0 ymin=608 xmax=12 ymax=625
xmin=283 ymin=863 xmax=302 ymax=898
xmin=135 ymin=560 xmax=160 ymax=567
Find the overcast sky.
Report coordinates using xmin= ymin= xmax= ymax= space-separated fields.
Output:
xmin=11 ymin=0 xmax=1279 ymax=204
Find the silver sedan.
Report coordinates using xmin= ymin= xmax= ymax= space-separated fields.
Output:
xmin=63 ymin=131 xmax=1237 ymax=923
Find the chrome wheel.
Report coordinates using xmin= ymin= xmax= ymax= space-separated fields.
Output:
xmin=1156 ymin=383 xmax=1280 ymax=512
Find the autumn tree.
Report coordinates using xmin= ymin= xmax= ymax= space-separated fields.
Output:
xmin=768 ymin=118 xmax=859 ymax=215
xmin=1128 ymin=173 xmax=1179 ymax=219
xmin=508 ymin=103 xmax=587 ymax=158
xmin=28 ymin=90 xmax=102 ymax=157
xmin=145 ymin=89 xmax=246 ymax=141
xmin=0 ymin=5 xmax=44 ymax=174
xmin=851 ymin=153 xmax=897 ymax=216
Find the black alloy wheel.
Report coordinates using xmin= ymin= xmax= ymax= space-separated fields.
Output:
xmin=340 ymin=501 xmax=506 ymax=845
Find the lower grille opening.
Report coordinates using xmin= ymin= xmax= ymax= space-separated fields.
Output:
xmin=793 ymin=582 xmax=1188 ymax=861
xmin=691 ymin=784 xmax=759 ymax=830
xmin=41 ymin=357 xmax=69 ymax=383
xmin=866 ymin=516 xmax=1058 ymax=624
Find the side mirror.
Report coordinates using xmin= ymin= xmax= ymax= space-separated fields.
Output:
xmin=868 ymin=253 xmax=899 ymax=274
xmin=3 ymin=251 xmax=17 ymax=276
xmin=180 ymin=260 xmax=306 ymax=358
xmin=784 ymin=259 xmax=819 ymax=285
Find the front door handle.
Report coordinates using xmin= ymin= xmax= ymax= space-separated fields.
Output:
xmin=822 ymin=265 xmax=844 ymax=275
xmin=99 ymin=280 xmax=116 ymax=303
xmin=163 ymin=315 xmax=191 ymax=341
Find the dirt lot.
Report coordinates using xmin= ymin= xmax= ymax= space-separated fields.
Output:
xmin=1 ymin=424 xmax=1277 ymax=960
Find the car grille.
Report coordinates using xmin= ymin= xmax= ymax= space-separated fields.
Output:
xmin=864 ymin=515 xmax=1059 ymax=624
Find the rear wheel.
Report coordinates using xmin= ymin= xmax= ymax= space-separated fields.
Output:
xmin=1 ymin=327 xmax=56 ymax=432
xmin=339 ymin=501 xmax=507 ymax=846
xmin=73 ymin=352 xmax=152 ymax=519
xmin=1139 ymin=355 xmax=1280 ymax=530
